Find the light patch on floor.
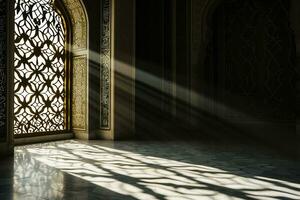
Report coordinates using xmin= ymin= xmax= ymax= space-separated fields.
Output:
xmin=10 ymin=140 xmax=300 ymax=200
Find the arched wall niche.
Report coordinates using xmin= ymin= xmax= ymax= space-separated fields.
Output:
xmin=7 ymin=0 xmax=89 ymax=143
xmin=191 ymin=0 xmax=295 ymax=115
xmin=190 ymin=0 xmax=226 ymax=124
xmin=191 ymin=0 xmax=296 ymax=154
xmin=190 ymin=0 xmax=222 ymax=70
xmin=59 ymin=0 xmax=89 ymax=139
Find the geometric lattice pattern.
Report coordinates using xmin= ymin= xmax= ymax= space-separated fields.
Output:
xmin=14 ymin=0 xmax=67 ymax=135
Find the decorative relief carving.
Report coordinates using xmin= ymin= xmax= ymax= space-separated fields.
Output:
xmin=62 ymin=0 xmax=87 ymax=50
xmin=72 ymin=56 xmax=87 ymax=129
xmin=100 ymin=0 xmax=111 ymax=129
xmin=261 ymin=0 xmax=295 ymax=120
xmin=209 ymin=0 xmax=295 ymax=120
xmin=0 ymin=0 xmax=7 ymax=139
xmin=61 ymin=0 xmax=88 ymax=132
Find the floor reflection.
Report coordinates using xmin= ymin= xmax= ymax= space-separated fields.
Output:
xmin=14 ymin=149 xmax=64 ymax=199
xmin=3 ymin=140 xmax=300 ymax=199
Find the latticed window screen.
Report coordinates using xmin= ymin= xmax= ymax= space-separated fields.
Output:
xmin=14 ymin=0 xmax=69 ymax=136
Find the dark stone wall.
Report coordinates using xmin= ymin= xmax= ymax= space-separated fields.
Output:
xmin=207 ymin=0 xmax=295 ymax=121
xmin=135 ymin=0 xmax=192 ymax=140
xmin=290 ymin=0 xmax=300 ymax=155
xmin=135 ymin=0 xmax=298 ymax=156
xmin=0 ymin=0 xmax=7 ymax=141
xmin=135 ymin=0 xmax=166 ymax=139
xmin=202 ymin=0 xmax=297 ymax=154
xmin=114 ymin=0 xmax=135 ymax=139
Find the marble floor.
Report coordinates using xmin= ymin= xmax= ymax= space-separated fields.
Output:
xmin=0 ymin=140 xmax=299 ymax=200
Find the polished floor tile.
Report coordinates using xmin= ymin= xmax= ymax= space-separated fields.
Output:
xmin=0 ymin=140 xmax=299 ymax=200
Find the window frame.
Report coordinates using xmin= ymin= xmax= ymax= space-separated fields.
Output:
xmin=13 ymin=0 xmax=73 ymax=138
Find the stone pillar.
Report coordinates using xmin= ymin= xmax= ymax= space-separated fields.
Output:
xmin=290 ymin=0 xmax=300 ymax=157
xmin=113 ymin=0 xmax=136 ymax=139
xmin=98 ymin=0 xmax=135 ymax=140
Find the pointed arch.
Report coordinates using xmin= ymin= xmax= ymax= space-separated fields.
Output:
xmin=5 ymin=0 xmax=89 ymax=143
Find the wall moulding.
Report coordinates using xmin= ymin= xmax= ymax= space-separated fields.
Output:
xmin=100 ymin=0 xmax=112 ymax=130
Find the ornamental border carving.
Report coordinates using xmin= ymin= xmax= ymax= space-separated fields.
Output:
xmin=72 ymin=56 xmax=88 ymax=129
xmin=100 ymin=0 xmax=111 ymax=129
xmin=61 ymin=0 xmax=88 ymax=50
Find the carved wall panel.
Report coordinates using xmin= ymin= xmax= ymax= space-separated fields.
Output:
xmin=100 ymin=0 xmax=111 ymax=129
xmin=0 ymin=0 xmax=7 ymax=140
xmin=208 ymin=0 xmax=295 ymax=121
xmin=62 ymin=0 xmax=87 ymax=50
xmin=72 ymin=56 xmax=87 ymax=129
xmin=61 ymin=0 xmax=88 ymax=131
